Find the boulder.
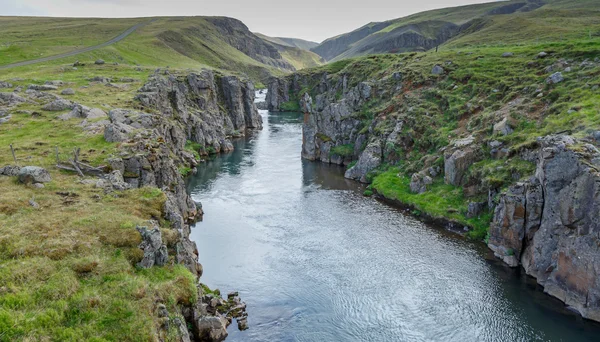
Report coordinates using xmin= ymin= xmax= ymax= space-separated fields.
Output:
xmin=95 ymin=59 xmax=105 ymax=65
xmin=28 ymin=84 xmax=58 ymax=91
xmin=61 ymin=88 xmax=75 ymax=95
xmin=493 ymin=117 xmax=514 ymax=136
xmin=195 ymin=316 xmax=228 ymax=342
xmin=410 ymin=172 xmax=433 ymax=194
xmin=345 ymin=140 xmax=382 ymax=183
xmin=0 ymin=81 xmax=13 ymax=88
xmin=42 ymin=99 xmax=74 ymax=111
xmin=136 ymin=223 xmax=168 ymax=268
xmin=104 ymin=122 xmax=135 ymax=142
xmin=18 ymin=166 xmax=51 ymax=184
xmin=546 ymin=72 xmax=564 ymax=84
xmin=431 ymin=65 xmax=444 ymax=75
xmin=0 ymin=92 xmax=26 ymax=106
xmin=537 ymin=51 xmax=548 ymax=59
xmin=96 ymin=170 xmax=131 ymax=191
xmin=444 ymin=147 xmax=477 ymax=186
xmin=45 ymin=80 xmax=64 ymax=86
xmin=502 ymin=52 xmax=514 ymax=57
xmin=67 ymin=104 xmax=107 ymax=120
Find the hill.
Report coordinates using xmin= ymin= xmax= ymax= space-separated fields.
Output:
xmin=254 ymin=33 xmax=319 ymax=50
xmin=0 ymin=16 xmax=322 ymax=82
xmin=311 ymin=0 xmax=600 ymax=61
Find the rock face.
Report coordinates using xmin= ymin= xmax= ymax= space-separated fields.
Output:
xmin=137 ymin=223 xmax=168 ymax=268
xmin=18 ymin=166 xmax=51 ymax=184
xmin=134 ymin=70 xmax=262 ymax=153
xmin=265 ymin=77 xmax=289 ymax=111
xmin=488 ymin=135 xmax=600 ymax=321
xmin=345 ymin=140 xmax=382 ymax=183
xmin=410 ymin=172 xmax=433 ymax=194
xmin=444 ymin=146 xmax=478 ymax=186
xmin=98 ymin=70 xmax=259 ymax=340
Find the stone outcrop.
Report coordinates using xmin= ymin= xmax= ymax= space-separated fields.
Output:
xmin=18 ymin=166 xmax=52 ymax=184
xmin=488 ymin=135 xmax=600 ymax=321
xmin=137 ymin=223 xmax=169 ymax=268
xmin=98 ymin=69 xmax=259 ymax=340
xmin=266 ymin=77 xmax=289 ymax=111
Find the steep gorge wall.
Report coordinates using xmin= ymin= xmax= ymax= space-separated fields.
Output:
xmin=489 ymin=136 xmax=600 ymax=321
xmin=104 ymin=69 xmax=261 ymax=341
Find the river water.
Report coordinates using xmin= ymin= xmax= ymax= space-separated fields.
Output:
xmin=187 ymin=93 xmax=600 ymax=342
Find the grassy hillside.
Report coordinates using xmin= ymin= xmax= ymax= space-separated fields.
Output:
xmin=311 ymin=0 xmax=600 ymax=61
xmin=0 ymin=16 xmax=325 ymax=82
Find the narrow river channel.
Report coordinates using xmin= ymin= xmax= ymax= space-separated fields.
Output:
xmin=186 ymin=92 xmax=600 ymax=342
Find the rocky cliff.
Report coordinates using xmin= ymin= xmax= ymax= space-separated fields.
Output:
xmin=104 ymin=69 xmax=261 ymax=341
xmin=489 ymin=135 xmax=600 ymax=321
xmin=267 ymin=46 xmax=600 ymax=322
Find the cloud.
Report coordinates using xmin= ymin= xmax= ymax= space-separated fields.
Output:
xmin=0 ymin=0 xmax=47 ymax=15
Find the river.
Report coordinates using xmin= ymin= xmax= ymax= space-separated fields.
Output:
xmin=186 ymin=92 xmax=600 ymax=342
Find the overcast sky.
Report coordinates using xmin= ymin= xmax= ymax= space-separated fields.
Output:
xmin=2 ymin=0 xmax=501 ymax=42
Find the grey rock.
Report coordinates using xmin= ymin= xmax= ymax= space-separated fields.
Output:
xmin=0 ymin=115 xmax=11 ymax=124
xmin=18 ymin=166 xmax=51 ymax=184
xmin=195 ymin=316 xmax=228 ymax=342
xmin=0 ymin=81 xmax=13 ymax=88
xmin=95 ymin=59 xmax=105 ymax=65
xmin=28 ymin=84 xmax=58 ymax=91
xmin=32 ymin=183 xmax=45 ymax=189
xmin=444 ymin=147 xmax=477 ymax=186
xmin=410 ymin=172 xmax=433 ymax=194
xmin=42 ymin=99 xmax=74 ymax=111
xmin=173 ymin=317 xmax=191 ymax=342
xmin=466 ymin=202 xmax=486 ymax=219
xmin=489 ymin=135 xmax=600 ymax=321
xmin=45 ymin=80 xmax=64 ymax=86
xmin=61 ymin=88 xmax=75 ymax=95
xmin=88 ymin=76 xmax=112 ymax=83
xmin=546 ymin=72 xmax=564 ymax=84
xmin=104 ymin=122 xmax=135 ymax=142
xmin=0 ymin=92 xmax=26 ymax=106
xmin=29 ymin=198 xmax=40 ymax=209
xmin=0 ymin=165 xmax=20 ymax=176
xmin=137 ymin=223 xmax=168 ymax=268
xmin=537 ymin=51 xmax=548 ymax=59
xmin=431 ymin=65 xmax=444 ymax=75
xmin=493 ymin=118 xmax=514 ymax=136
xmin=502 ymin=52 xmax=514 ymax=57
xmin=345 ymin=140 xmax=382 ymax=183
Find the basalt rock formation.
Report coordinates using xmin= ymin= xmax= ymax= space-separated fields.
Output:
xmin=102 ymin=69 xmax=259 ymax=341
xmin=489 ymin=135 xmax=600 ymax=321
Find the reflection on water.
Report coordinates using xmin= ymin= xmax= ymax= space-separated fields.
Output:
xmin=187 ymin=106 xmax=600 ymax=342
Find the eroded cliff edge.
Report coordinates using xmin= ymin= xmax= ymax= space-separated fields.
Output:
xmin=106 ymin=69 xmax=261 ymax=340
xmin=266 ymin=49 xmax=600 ymax=321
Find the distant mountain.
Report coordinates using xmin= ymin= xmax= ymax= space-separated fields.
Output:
xmin=255 ymin=33 xmax=319 ymax=51
xmin=311 ymin=0 xmax=600 ymax=61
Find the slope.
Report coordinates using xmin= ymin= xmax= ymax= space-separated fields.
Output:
xmin=311 ymin=0 xmax=600 ymax=61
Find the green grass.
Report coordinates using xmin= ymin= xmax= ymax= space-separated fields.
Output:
xmin=372 ymin=168 xmax=492 ymax=240
xmin=279 ymin=100 xmax=301 ymax=112
xmin=330 ymin=144 xmax=354 ymax=157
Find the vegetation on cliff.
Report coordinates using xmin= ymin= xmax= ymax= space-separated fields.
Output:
xmin=276 ymin=37 xmax=600 ymax=240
